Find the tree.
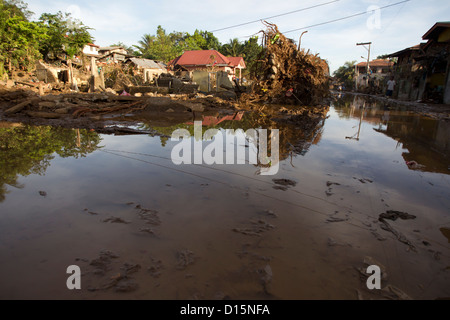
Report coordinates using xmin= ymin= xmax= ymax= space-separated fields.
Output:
xmin=333 ymin=61 xmax=357 ymax=90
xmin=184 ymin=30 xmax=221 ymax=51
xmin=0 ymin=0 xmax=46 ymax=72
xmin=218 ymin=36 xmax=263 ymax=77
xmin=134 ymin=26 xmax=185 ymax=62
xmin=221 ymin=38 xmax=244 ymax=57
xmin=241 ymin=36 xmax=263 ymax=76
xmin=39 ymin=11 xmax=93 ymax=59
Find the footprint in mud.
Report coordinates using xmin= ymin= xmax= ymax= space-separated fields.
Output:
xmin=272 ymin=179 xmax=297 ymax=191
xmin=135 ymin=205 xmax=161 ymax=226
xmin=82 ymin=250 xmax=143 ymax=293
xmin=353 ymin=177 xmax=374 ymax=184
xmin=176 ymin=250 xmax=195 ymax=270
xmin=325 ymin=181 xmax=341 ymax=197
xmin=326 ymin=216 xmax=349 ymax=223
xmin=261 ymin=209 xmax=278 ymax=218
xmin=233 ymin=220 xmax=276 ymax=237
xmin=148 ymin=258 xmax=164 ymax=278
xmin=103 ymin=217 xmax=131 ymax=224
xmin=257 ymin=265 xmax=273 ymax=295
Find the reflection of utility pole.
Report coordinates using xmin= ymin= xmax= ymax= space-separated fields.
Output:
xmin=346 ymin=102 xmax=365 ymax=141
xmin=357 ymin=42 xmax=372 ymax=87
xmin=298 ymin=31 xmax=308 ymax=51
xmin=76 ymin=129 xmax=81 ymax=148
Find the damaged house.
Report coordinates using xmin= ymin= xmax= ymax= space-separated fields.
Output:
xmin=98 ymin=46 xmax=128 ymax=63
xmin=169 ymin=50 xmax=245 ymax=92
xmin=389 ymin=22 xmax=450 ymax=103
xmin=355 ymin=59 xmax=393 ymax=91
xmin=169 ymin=50 xmax=245 ymax=81
xmin=82 ymin=43 xmax=100 ymax=57
xmin=125 ymin=58 xmax=167 ymax=83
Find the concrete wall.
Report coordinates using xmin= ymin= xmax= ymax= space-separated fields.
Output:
xmin=192 ymin=71 xmax=210 ymax=92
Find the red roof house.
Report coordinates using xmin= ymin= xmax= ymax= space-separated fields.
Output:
xmin=169 ymin=50 xmax=246 ymax=80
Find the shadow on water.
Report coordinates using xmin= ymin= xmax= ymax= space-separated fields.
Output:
xmin=0 ymin=123 xmax=102 ymax=202
xmin=332 ymin=94 xmax=450 ymax=174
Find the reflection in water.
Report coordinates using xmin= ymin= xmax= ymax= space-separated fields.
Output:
xmin=0 ymin=124 xmax=101 ymax=202
xmin=333 ymin=94 xmax=450 ymax=174
xmin=143 ymin=110 xmax=326 ymax=167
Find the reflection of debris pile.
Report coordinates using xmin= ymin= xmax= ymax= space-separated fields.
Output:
xmin=244 ymin=21 xmax=329 ymax=105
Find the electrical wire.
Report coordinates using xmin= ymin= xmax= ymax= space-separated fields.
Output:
xmin=282 ymin=0 xmax=411 ymax=34
xmin=209 ymin=0 xmax=340 ymax=33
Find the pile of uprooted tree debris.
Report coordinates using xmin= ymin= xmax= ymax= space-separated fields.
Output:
xmin=242 ymin=21 xmax=330 ymax=106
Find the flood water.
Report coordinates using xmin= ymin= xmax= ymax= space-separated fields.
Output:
xmin=0 ymin=93 xmax=449 ymax=300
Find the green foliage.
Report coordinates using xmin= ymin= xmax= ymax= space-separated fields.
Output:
xmin=134 ymin=26 xmax=185 ymax=62
xmin=39 ymin=11 xmax=93 ymax=59
xmin=333 ymin=61 xmax=357 ymax=89
xmin=0 ymin=126 xmax=101 ymax=202
xmin=184 ymin=30 xmax=221 ymax=51
xmin=0 ymin=0 xmax=46 ymax=71
xmin=221 ymin=38 xmax=244 ymax=57
xmin=133 ymin=26 xmax=263 ymax=69
xmin=219 ymin=36 xmax=263 ymax=77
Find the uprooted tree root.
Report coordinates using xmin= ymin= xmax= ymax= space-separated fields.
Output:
xmin=242 ymin=21 xmax=330 ymax=106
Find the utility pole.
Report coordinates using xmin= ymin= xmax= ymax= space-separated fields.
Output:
xmin=357 ymin=42 xmax=372 ymax=88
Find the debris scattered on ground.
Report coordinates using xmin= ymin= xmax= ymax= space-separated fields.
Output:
xmin=378 ymin=211 xmax=417 ymax=252
xmin=241 ymin=21 xmax=329 ymax=106
xmin=272 ymin=179 xmax=297 ymax=191
xmin=379 ymin=210 xmax=417 ymax=222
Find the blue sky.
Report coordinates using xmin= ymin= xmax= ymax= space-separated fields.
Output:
xmin=27 ymin=0 xmax=450 ymax=73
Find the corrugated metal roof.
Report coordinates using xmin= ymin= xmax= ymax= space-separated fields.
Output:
xmin=99 ymin=46 xmax=125 ymax=51
xmin=129 ymin=57 xmax=166 ymax=70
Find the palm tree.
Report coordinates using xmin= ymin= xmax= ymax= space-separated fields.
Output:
xmin=221 ymin=38 xmax=243 ymax=57
xmin=133 ymin=34 xmax=155 ymax=57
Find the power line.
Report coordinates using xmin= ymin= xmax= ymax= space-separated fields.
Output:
xmin=209 ymin=0 xmax=340 ymax=33
xmin=282 ymin=0 xmax=411 ymax=34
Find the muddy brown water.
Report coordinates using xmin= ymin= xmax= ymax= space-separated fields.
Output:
xmin=0 ymin=94 xmax=449 ymax=300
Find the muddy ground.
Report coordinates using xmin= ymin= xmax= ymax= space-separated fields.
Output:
xmin=0 ymin=87 xmax=331 ymax=134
